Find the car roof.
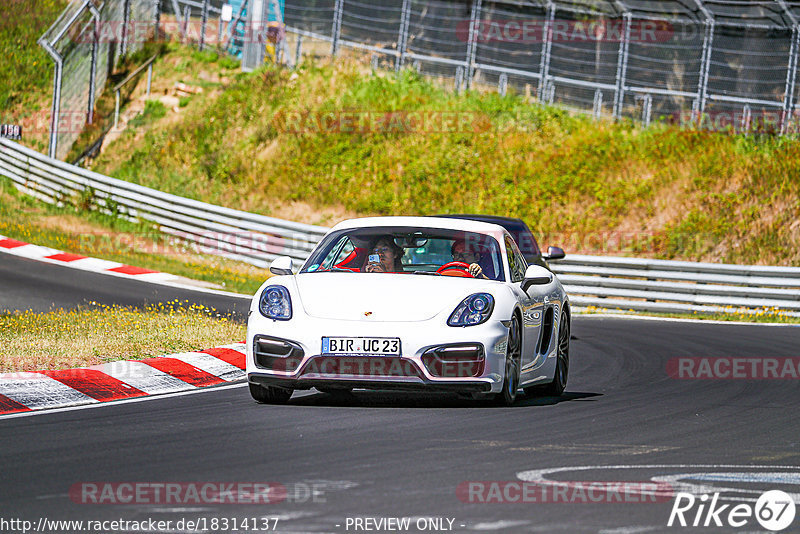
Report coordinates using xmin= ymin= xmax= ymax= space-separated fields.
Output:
xmin=435 ymin=214 xmax=527 ymax=225
xmin=330 ymin=216 xmax=510 ymax=236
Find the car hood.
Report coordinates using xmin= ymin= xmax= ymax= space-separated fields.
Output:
xmin=295 ymin=273 xmax=492 ymax=322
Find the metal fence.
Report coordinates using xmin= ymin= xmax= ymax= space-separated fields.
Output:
xmin=0 ymin=138 xmax=327 ymax=267
xmin=38 ymin=0 xmax=288 ymax=160
xmin=552 ymin=254 xmax=800 ymax=317
xmin=41 ymin=0 xmax=800 ymax=162
xmin=281 ymin=0 xmax=800 ymax=135
xmin=2 ymin=137 xmax=799 ymax=318
xmin=38 ymin=0 xmax=159 ymax=160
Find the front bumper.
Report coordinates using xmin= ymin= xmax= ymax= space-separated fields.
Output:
xmin=246 ymin=315 xmax=509 ymax=394
xmin=248 ymin=374 xmax=492 ymax=393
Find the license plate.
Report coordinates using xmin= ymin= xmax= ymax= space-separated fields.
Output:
xmin=322 ymin=337 xmax=401 ymax=356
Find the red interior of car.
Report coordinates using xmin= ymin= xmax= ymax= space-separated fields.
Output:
xmin=335 ymin=247 xmax=368 ymax=272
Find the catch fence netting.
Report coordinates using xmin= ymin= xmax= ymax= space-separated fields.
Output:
xmin=279 ymin=0 xmax=800 ymax=134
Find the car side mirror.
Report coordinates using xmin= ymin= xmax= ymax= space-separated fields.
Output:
xmin=521 ymin=265 xmax=553 ymax=291
xmin=542 ymin=246 xmax=565 ymax=261
xmin=269 ymin=256 xmax=294 ymax=276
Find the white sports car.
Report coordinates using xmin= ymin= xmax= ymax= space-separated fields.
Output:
xmin=246 ymin=216 xmax=570 ymax=406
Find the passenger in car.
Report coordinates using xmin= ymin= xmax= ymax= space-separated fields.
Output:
xmin=451 ymin=240 xmax=490 ymax=279
xmin=363 ymin=236 xmax=405 ymax=273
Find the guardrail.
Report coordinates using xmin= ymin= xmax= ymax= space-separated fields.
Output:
xmin=2 ymin=137 xmax=799 ymax=317
xmin=0 ymin=138 xmax=328 ymax=268
xmin=113 ymin=55 xmax=158 ymax=130
xmin=553 ymin=255 xmax=800 ymax=317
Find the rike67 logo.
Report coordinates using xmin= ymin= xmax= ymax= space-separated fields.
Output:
xmin=668 ymin=490 xmax=796 ymax=531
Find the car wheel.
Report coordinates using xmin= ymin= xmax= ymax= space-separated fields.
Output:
xmin=529 ymin=312 xmax=569 ymax=397
xmin=249 ymin=383 xmax=293 ymax=404
xmin=494 ymin=316 xmax=521 ymax=406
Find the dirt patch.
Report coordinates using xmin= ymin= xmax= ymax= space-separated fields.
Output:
xmin=271 ymin=200 xmax=358 ymax=228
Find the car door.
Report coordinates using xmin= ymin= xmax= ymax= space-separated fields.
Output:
xmin=504 ymin=234 xmax=543 ymax=376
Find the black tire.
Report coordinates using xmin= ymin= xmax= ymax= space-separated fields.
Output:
xmin=249 ymin=383 xmax=293 ymax=404
xmin=528 ymin=311 xmax=569 ymax=397
xmin=494 ymin=316 xmax=521 ymax=406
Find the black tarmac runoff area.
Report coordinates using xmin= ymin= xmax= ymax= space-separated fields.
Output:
xmin=1 ymin=256 xmax=800 ymax=533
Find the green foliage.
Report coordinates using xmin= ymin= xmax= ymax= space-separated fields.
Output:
xmin=218 ymin=56 xmax=240 ymax=70
xmin=191 ymin=49 xmax=219 ymax=63
xmin=0 ymin=0 xmax=68 ymax=111
xmin=91 ymin=60 xmax=800 ymax=266
xmin=128 ymin=100 xmax=167 ymax=128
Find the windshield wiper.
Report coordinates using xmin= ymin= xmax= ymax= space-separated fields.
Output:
xmin=410 ymin=270 xmax=440 ymax=276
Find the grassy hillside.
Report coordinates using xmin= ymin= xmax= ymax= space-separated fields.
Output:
xmin=90 ymin=54 xmax=800 ymax=266
xmin=0 ymin=0 xmax=69 ymax=152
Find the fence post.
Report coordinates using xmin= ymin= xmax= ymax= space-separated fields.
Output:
xmin=641 ymin=94 xmax=652 ymax=127
xmin=181 ymin=5 xmax=190 ymax=42
xmin=88 ymin=4 xmax=101 ymax=125
xmin=741 ymin=104 xmax=751 ymax=134
xmin=217 ymin=8 xmax=224 ymax=45
xmin=395 ymin=0 xmax=411 ymax=71
xmin=498 ymin=73 xmax=507 ymax=96
xmin=331 ymin=0 xmax=344 ymax=56
xmin=39 ymin=38 xmax=63 ymax=159
xmin=593 ymin=89 xmax=603 ymax=119
xmin=781 ymin=25 xmax=799 ymax=134
xmin=200 ymin=0 xmax=210 ymax=50
xmin=612 ymin=12 xmax=631 ymax=120
xmin=121 ymin=0 xmax=131 ymax=56
xmin=170 ymin=0 xmax=182 ymax=30
xmin=295 ymin=35 xmax=303 ymax=67
xmin=114 ymin=90 xmax=121 ymax=130
xmin=538 ymin=1 xmax=555 ymax=100
xmin=154 ymin=0 xmax=161 ymax=32
xmin=464 ymin=0 xmax=482 ymax=90
xmin=694 ymin=20 xmax=715 ymax=124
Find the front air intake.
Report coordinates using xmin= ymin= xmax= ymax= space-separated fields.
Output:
xmin=253 ymin=336 xmax=304 ymax=372
xmin=421 ymin=344 xmax=485 ymax=378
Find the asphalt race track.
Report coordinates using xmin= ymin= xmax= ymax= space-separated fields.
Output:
xmin=1 ymin=258 xmax=799 ymax=533
xmin=0 ymin=253 xmax=250 ymax=318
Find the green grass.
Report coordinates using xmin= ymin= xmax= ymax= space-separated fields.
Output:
xmin=0 ymin=301 xmax=245 ymax=372
xmin=0 ymin=0 xmax=70 ymax=153
xmin=0 ymin=176 xmax=268 ymax=295
xmin=128 ymin=99 xmax=167 ymax=128
xmin=89 ymin=56 xmax=800 ymax=267
xmin=0 ymin=0 xmax=67 ymax=111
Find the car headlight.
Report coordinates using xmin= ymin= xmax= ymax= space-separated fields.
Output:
xmin=259 ymin=285 xmax=292 ymax=320
xmin=448 ymin=293 xmax=494 ymax=327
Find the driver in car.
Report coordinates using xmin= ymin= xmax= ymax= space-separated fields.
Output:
xmin=451 ymin=240 xmax=489 ymax=279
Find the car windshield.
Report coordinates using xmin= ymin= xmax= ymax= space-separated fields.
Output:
xmin=436 ymin=215 xmax=540 ymax=258
xmin=301 ymin=227 xmax=505 ymax=281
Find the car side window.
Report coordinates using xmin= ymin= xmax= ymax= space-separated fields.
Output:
xmin=505 ymin=235 xmax=526 ymax=283
xmin=320 ymin=236 xmax=353 ymax=270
